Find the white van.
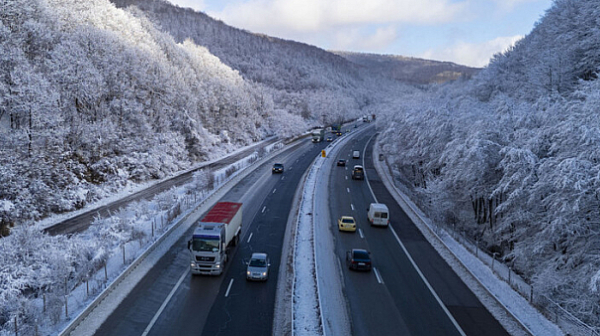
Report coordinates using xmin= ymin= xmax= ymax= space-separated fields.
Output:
xmin=352 ymin=150 xmax=360 ymax=159
xmin=367 ymin=203 xmax=389 ymax=226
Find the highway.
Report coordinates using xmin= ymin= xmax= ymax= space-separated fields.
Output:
xmin=93 ymin=135 xmax=330 ymax=336
xmin=44 ymin=137 xmax=281 ymax=236
xmin=92 ymin=121 xmax=509 ymax=336
xmin=327 ymin=128 xmax=509 ymax=335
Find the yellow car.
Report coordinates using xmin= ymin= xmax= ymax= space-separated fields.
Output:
xmin=338 ymin=216 xmax=357 ymax=232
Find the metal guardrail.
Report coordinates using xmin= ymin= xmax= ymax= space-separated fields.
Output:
xmin=59 ymin=139 xmax=294 ymax=336
xmin=371 ymin=141 xmax=534 ymax=336
xmin=374 ymin=141 xmax=600 ymax=336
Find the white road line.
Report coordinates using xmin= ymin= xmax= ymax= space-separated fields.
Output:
xmin=373 ymin=267 xmax=383 ymax=284
xmin=282 ymin=176 xmax=285 ymax=180
xmin=345 ymin=176 xmax=348 ymax=180
xmin=362 ymin=134 xmax=466 ymax=336
xmin=358 ymin=228 xmax=364 ymax=238
xmin=225 ymin=279 xmax=234 ymax=297
xmin=273 ymin=188 xmax=277 ymax=194
xmin=247 ymin=232 xmax=253 ymax=243
xmin=351 ymin=204 xmax=355 ymax=211
xmin=141 ymin=268 xmax=190 ymax=336
xmin=346 ymin=188 xmax=350 ymax=193
xmin=262 ymin=206 xmax=266 ymax=213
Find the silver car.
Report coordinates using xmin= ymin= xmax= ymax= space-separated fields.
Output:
xmin=246 ymin=252 xmax=270 ymax=281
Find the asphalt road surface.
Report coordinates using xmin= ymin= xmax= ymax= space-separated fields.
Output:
xmin=93 ymin=134 xmax=332 ymax=336
xmin=327 ymin=130 xmax=509 ymax=336
xmin=44 ymin=137 xmax=282 ymax=236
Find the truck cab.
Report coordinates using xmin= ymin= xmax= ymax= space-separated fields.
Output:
xmin=189 ymin=224 xmax=227 ymax=275
xmin=189 ymin=202 xmax=242 ymax=275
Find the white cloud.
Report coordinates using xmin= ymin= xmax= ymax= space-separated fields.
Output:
xmin=421 ymin=35 xmax=523 ymax=67
xmin=209 ymin=0 xmax=467 ymax=36
xmin=167 ymin=0 xmax=206 ymax=12
xmin=333 ymin=25 xmax=398 ymax=51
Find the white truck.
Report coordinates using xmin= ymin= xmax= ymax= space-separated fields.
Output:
xmin=311 ymin=129 xmax=325 ymax=143
xmin=188 ymin=202 xmax=243 ymax=275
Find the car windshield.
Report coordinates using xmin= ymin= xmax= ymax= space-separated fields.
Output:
xmin=353 ymin=251 xmax=370 ymax=260
xmin=249 ymin=258 xmax=267 ymax=267
xmin=191 ymin=237 xmax=220 ymax=252
xmin=274 ymin=164 xmax=283 ymax=168
xmin=342 ymin=218 xmax=354 ymax=223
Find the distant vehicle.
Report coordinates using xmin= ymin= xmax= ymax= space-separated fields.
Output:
xmin=326 ymin=136 xmax=333 ymax=142
xmin=352 ymin=150 xmax=360 ymax=159
xmin=311 ymin=129 xmax=325 ymax=143
xmin=246 ymin=252 xmax=270 ymax=281
xmin=367 ymin=203 xmax=389 ymax=226
xmin=354 ymin=124 xmax=358 ymax=128
xmin=338 ymin=216 xmax=357 ymax=232
xmin=336 ymin=130 xmax=343 ymax=136
xmin=363 ymin=116 xmax=369 ymax=122
xmin=337 ymin=159 xmax=346 ymax=166
xmin=346 ymin=249 xmax=372 ymax=271
xmin=272 ymin=163 xmax=284 ymax=173
xmin=188 ymin=202 xmax=242 ymax=275
xmin=331 ymin=124 xmax=342 ymax=135
xmin=371 ymin=114 xmax=376 ymax=121
xmin=351 ymin=165 xmax=364 ymax=180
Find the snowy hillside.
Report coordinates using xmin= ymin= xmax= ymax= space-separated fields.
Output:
xmin=377 ymin=0 xmax=600 ymax=327
xmin=334 ymin=51 xmax=480 ymax=84
xmin=0 ymin=0 xmax=309 ymax=230
xmin=109 ymin=0 xmax=408 ymax=124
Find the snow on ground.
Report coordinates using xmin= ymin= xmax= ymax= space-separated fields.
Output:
xmin=34 ymin=137 xmax=277 ymax=232
xmin=292 ymin=128 xmax=367 ymax=336
xmin=372 ymin=142 xmax=565 ymax=336
xmin=292 ymin=155 xmax=323 ymax=335
xmin=0 ymin=138 xmax=284 ymax=336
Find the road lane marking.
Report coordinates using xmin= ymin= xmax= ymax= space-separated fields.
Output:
xmin=247 ymin=232 xmax=253 ymax=243
xmin=282 ymin=176 xmax=285 ymax=180
xmin=373 ymin=267 xmax=383 ymax=284
xmin=273 ymin=188 xmax=277 ymax=194
xmin=358 ymin=228 xmax=364 ymax=238
xmin=345 ymin=176 xmax=348 ymax=180
xmin=262 ymin=206 xmax=266 ymax=213
xmin=351 ymin=204 xmax=355 ymax=211
xmin=225 ymin=279 xmax=234 ymax=297
xmin=362 ymin=132 xmax=467 ymax=336
xmin=141 ymin=268 xmax=190 ymax=336
xmin=346 ymin=188 xmax=350 ymax=193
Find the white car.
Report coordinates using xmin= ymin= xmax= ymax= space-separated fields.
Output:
xmin=246 ymin=253 xmax=270 ymax=281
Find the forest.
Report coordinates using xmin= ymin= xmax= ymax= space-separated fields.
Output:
xmin=1 ymin=0 xmax=600 ymax=332
xmin=377 ymin=0 xmax=600 ymax=326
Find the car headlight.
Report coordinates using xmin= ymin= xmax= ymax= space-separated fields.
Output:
xmin=262 ymin=272 xmax=267 ymax=276
xmin=215 ymin=263 xmax=221 ymax=268
xmin=247 ymin=271 xmax=251 ymax=276
xmin=191 ymin=263 xmax=196 ymax=267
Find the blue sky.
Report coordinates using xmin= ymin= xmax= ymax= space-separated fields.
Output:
xmin=167 ymin=0 xmax=553 ymax=68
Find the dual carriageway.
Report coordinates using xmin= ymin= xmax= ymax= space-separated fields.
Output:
xmin=64 ymin=122 xmax=510 ymax=336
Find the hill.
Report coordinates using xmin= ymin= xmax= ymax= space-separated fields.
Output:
xmin=376 ymin=0 xmax=600 ymax=328
xmin=334 ymin=51 xmax=480 ymax=84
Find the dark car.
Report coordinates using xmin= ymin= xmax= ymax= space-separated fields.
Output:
xmin=337 ymin=159 xmax=346 ymax=166
xmin=351 ymin=165 xmax=364 ymax=180
xmin=272 ymin=163 xmax=284 ymax=173
xmin=326 ymin=136 xmax=333 ymax=142
xmin=346 ymin=249 xmax=372 ymax=271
